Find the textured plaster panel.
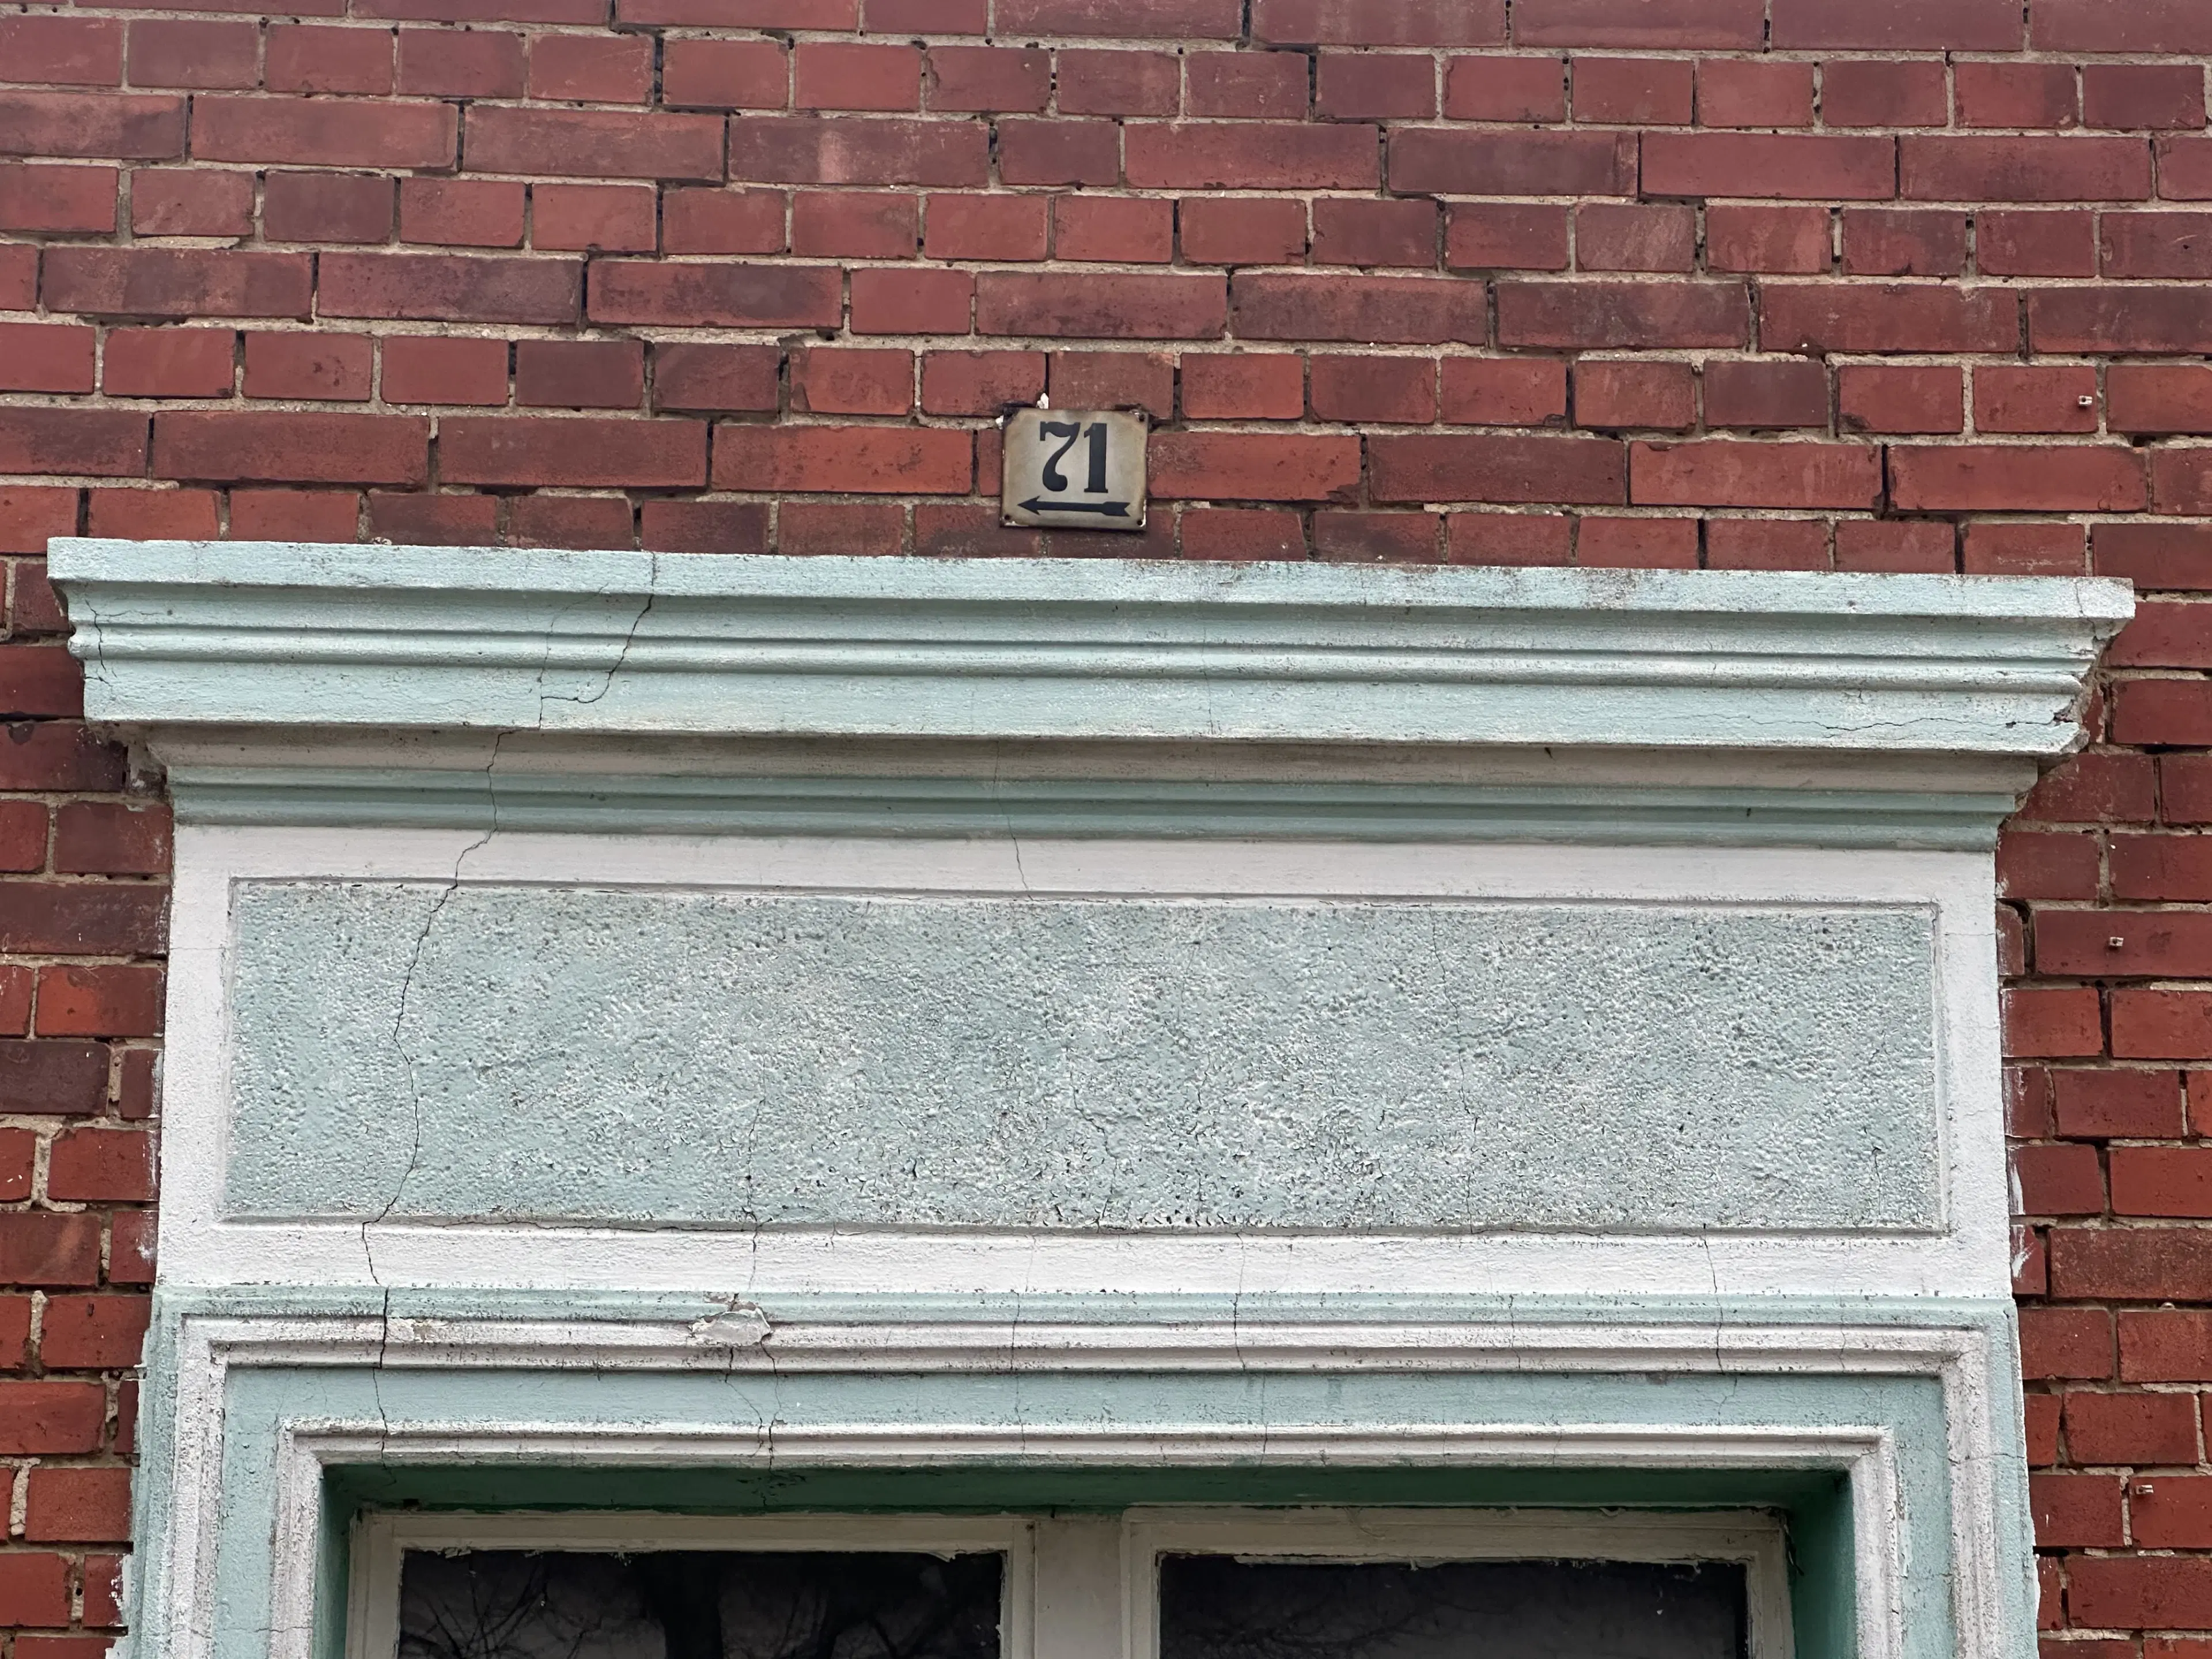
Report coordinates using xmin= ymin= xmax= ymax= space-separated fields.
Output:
xmin=223 ymin=882 xmax=1941 ymax=1232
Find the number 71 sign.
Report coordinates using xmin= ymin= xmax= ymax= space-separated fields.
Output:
xmin=1001 ymin=407 xmax=1149 ymax=531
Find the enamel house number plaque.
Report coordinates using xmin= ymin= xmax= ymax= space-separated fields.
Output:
xmin=1002 ymin=407 xmax=1149 ymax=530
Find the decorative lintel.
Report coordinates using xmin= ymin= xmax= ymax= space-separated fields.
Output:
xmin=55 ymin=540 xmax=2130 ymax=757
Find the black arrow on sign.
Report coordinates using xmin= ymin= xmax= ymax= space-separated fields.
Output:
xmin=1020 ymin=498 xmax=1132 ymax=516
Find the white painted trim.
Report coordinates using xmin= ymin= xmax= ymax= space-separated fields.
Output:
xmin=160 ymin=1309 xmax=2008 ymax=1659
xmin=346 ymin=1512 xmax=1036 ymax=1659
xmin=1118 ymin=1508 xmax=1791 ymax=1659
xmin=159 ymin=827 xmax=2009 ymax=1301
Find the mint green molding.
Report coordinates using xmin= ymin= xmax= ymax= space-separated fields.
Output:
xmin=54 ymin=542 xmax=2127 ymax=756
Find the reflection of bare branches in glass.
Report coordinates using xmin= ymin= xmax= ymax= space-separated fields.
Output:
xmin=1160 ymin=1557 xmax=1747 ymax=1659
xmin=396 ymin=1553 xmax=1002 ymax=1659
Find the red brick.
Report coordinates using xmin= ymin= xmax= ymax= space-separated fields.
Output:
xmin=45 ymin=246 xmax=312 ymax=319
xmin=608 ymin=0 xmax=852 ymax=24
xmin=1575 ymin=515 xmax=1697 ymax=569
xmin=530 ymin=33 xmax=652 ymax=103
xmin=1697 ymin=59 xmax=1815 ymax=128
xmin=1572 ymin=57 xmax=1692 ymax=126
xmin=2154 ymin=449 xmax=2212 ymax=513
xmin=2112 ymin=1146 xmax=2212 ymax=1217
xmin=995 ymin=0 xmax=1240 ymax=35
xmin=1370 ymin=433 xmax=1623 ymax=505
xmin=1182 ymin=507 xmax=1304 ymax=562
xmin=0 ymin=491 xmax=77 ymax=559
xmin=2039 ymin=286 xmax=2212 ymax=354
xmin=713 ymin=426 xmax=970 ymax=494
xmin=2007 ymin=986 xmax=2105 ymax=1057
xmin=1251 ymin=0 xmax=1502 ymax=45
xmin=2112 ymin=366 xmax=2212 ymax=434
xmin=0 ymin=409 xmax=149 ymax=477
xmin=2066 ymin=1389 xmax=2203 ymax=1463
xmin=2115 ymin=990 xmax=2212 ymax=1059
xmin=981 ymin=272 xmax=1225 ymax=339
xmin=1127 ymin=123 xmax=1378 ymax=191
xmin=0 ymin=324 xmax=95 ymax=395
xmin=533 ymin=183 xmax=657 ymax=253
xmin=1309 ymin=355 xmax=1435 ymax=424
xmin=1182 ymin=353 xmax=1303 ymax=420
xmin=1963 ymin=522 xmax=2085 ymax=576
xmin=22 ymin=1469 xmax=132 ymax=1543
xmin=1052 ymin=347 xmax=1175 ymax=416
xmin=787 ymin=191 xmax=911 ymax=259
xmin=1054 ymin=196 xmax=1172 ymax=263
xmin=1440 ymin=359 xmax=1567 ymax=426
xmin=1055 ymin=50 xmax=1177 ymax=116
xmin=262 ymin=171 xmax=395 ymax=243
xmin=1444 ymin=203 xmax=1570 ymax=271
xmin=589 ymin=262 xmax=835 ymax=328
xmin=1316 ymin=52 xmax=1434 ymax=120
xmin=2053 ymin=1068 xmax=2183 ymax=1138
xmin=1999 ymin=832 xmax=2092 ymax=903
xmin=793 ymin=41 xmax=918 ymax=112
xmin=865 ymin=0 xmax=976 ymax=22
xmin=228 ymin=489 xmax=359 ymax=541
xmin=1642 ymin=132 xmax=1896 ymax=200
xmin=1575 ymin=361 xmax=1695 ymax=431
xmin=1704 ymin=517 xmax=1828 ymax=570
xmin=661 ymin=39 xmax=785 ymax=109
xmin=730 ymin=116 xmax=987 ymax=186
xmin=381 ymin=336 xmax=509 ymax=407
xmin=2031 ymin=1473 xmax=2125 ymax=1548
xmin=1312 ymin=198 xmax=1437 ymax=268
xmin=1763 ymin=283 xmax=2017 ymax=352
xmin=1838 ymin=366 xmax=1963 ymax=435
xmin=910 ymin=504 xmax=1037 ymax=559
xmin=126 ymin=18 xmax=255 ymax=89
xmin=1575 ymin=203 xmax=1695 ymax=271
xmin=921 ymin=350 xmax=1043 ymax=416
xmin=1956 ymin=62 xmax=2077 ymax=130
xmin=640 ymin=499 xmax=771 ymax=555
xmin=791 ymin=347 xmax=911 ymax=416
xmin=39 ymin=1294 xmax=149 ymax=1369
xmin=242 ymin=332 xmax=373 ymax=401
xmin=0 ymin=91 xmax=181 ymax=160
xmin=129 ymin=168 xmax=249 ymax=237
xmin=1512 ymin=0 xmax=1763 ymax=48
xmin=2163 ymin=135 xmax=2212 ymax=200
xmin=1702 ymin=359 xmax=1826 ymax=429
xmin=86 ymin=486 xmax=217 ymax=541
xmin=2014 ymin=1142 xmax=2105 ymax=1214
xmin=48 ymin=1126 xmax=154 ymax=1202
xmin=1977 ymin=365 xmax=2100 ymax=434
xmin=441 ymin=416 xmax=705 ymax=487
xmin=1769 ymin=0 xmax=2020 ymax=48
xmin=927 ymin=46 xmax=1048 ymax=113
xmin=1392 ymin=130 xmax=1634 ymax=196
xmin=0 ymin=729 xmax=127 ymax=793
xmin=2022 ymin=753 xmax=2158 ymax=823
xmin=399 ymin=178 xmax=524 ymax=248
xmin=514 ymin=339 xmax=645 ymax=409
xmin=1819 ymin=60 xmax=1946 ymax=128
xmin=397 ymin=26 xmax=522 ymax=96
xmin=1842 ymin=209 xmax=1966 ymax=276
xmin=0 ymin=1555 xmax=70 ymax=1628
xmin=1180 ymin=197 xmax=1306 ymax=265
xmin=469 ymin=107 xmax=721 ymax=181
xmin=850 ymin=267 xmax=972 ymax=334
xmin=926 ymin=194 xmax=1048 ymax=261
xmin=506 ymin=494 xmax=634 ymax=550
xmin=0 ymin=802 xmax=47 ymax=874
xmin=0 ymin=1381 xmax=103 ymax=1455
xmin=1705 ymin=204 xmax=1830 ymax=272
xmin=2086 ymin=64 xmax=2206 ymax=131
xmin=84 ymin=1555 xmax=125 ymax=1628
xmin=1890 ymin=445 xmax=2145 ymax=513
xmin=1152 ymin=431 xmax=1361 ymax=502
xmin=1903 ymin=136 xmax=2150 ymax=202
xmin=2122 ymin=1309 xmax=2212 ymax=1380
xmin=1631 ymin=440 xmax=1877 ymax=509
xmin=156 ymin=410 xmax=424 ymax=485
xmin=1315 ymin=511 xmax=1441 ymax=563
xmin=310 ymin=247 xmax=568 ymax=327
xmin=1444 ymin=56 xmax=1563 ymax=122
xmin=2135 ymin=1476 xmax=2212 ymax=1547
xmin=777 ymin=501 xmax=903 ymax=556
xmin=1446 ymin=512 xmax=1573 ymax=565
xmin=2036 ymin=0 xmax=2212 ymax=51
xmin=192 ymin=96 xmax=451 ymax=169
xmin=264 ymin=24 xmax=391 ymax=94
xmin=652 ymin=343 xmax=779 ymax=414
xmin=0 ymin=16 xmax=122 ymax=86
xmin=0 ymin=1214 xmax=100 ymax=1286
xmin=1188 ymin=51 xmax=1308 ymax=118
xmin=1498 ymin=280 xmax=1748 ymax=349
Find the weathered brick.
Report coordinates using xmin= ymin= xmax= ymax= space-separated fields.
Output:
xmin=1252 ymin=0 xmax=1502 ymax=46
xmin=1902 ymin=137 xmax=2152 ymax=202
xmin=711 ymin=425 xmax=971 ymax=493
xmin=979 ymin=272 xmax=1225 ymax=339
xmin=1641 ymin=132 xmax=1896 ymax=200
xmin=1497 ymin=281 xmax=1749 ymax=349
xmin=155 ymin=411 xmax=427 ymax=484
xmin=1631 ymin=440 xmax=1880 ymax=509
xmin=1370 ymin=433 xmax=1624 ymax=505
xmin=728 ymin=116 xmax=987 ymax=187
xmin=441 ymin=416 xmax=706 ymax=487
xmin=1392 ymin=129 xmax=1634 ymax=196
xmin=468 ymin=108 xmax=722 ymax=180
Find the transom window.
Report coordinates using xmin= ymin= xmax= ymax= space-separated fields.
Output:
xmin=350 ymin=1510 xmax=1786 ymax=1659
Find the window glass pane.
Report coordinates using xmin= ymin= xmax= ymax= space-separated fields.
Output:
xmin=1158 ymin=1555 xmax=1747 ymax=1659
xmin=397 ymin=1550 xmax=1003 ymax=1659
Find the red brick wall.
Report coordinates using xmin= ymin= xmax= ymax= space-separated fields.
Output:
xmin=3 ymin=0 xmax=2210 ymax=1650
